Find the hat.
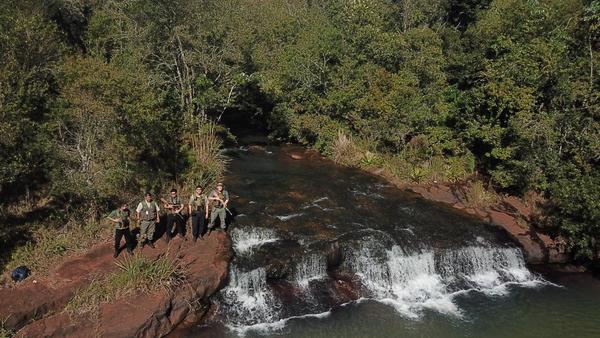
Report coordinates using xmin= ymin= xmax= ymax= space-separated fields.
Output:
xmin=216 ymin=182 xmax=223 ymax=187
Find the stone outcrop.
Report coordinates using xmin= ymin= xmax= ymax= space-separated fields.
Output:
xmin=406 ymin=184 xmax=569 ymax=265
xmin=1 ymin=232 xmax=231 ymax=338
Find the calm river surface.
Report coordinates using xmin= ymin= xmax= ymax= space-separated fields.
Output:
xmin=172 ymin=145 xmax=600 ymax=338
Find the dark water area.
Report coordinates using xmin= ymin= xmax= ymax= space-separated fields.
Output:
xmin=171 ymin=145 xmax=600 ymax=338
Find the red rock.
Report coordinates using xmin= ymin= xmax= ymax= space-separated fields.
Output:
xmin=502 ymin=196 xmax=533 ymax=220
xmin=0 ymin=243 xmax=118 ymax=330
xmin=408 ymin=185 xmax=462 ymax=205
xmin=488 ymin=210 xmax=545 ymax=264
xmin=10 ymin=232 xmax=231 ymax=338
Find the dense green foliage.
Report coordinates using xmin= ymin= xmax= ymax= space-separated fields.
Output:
xmin=1 ymin=0 xmax=598 ymax=261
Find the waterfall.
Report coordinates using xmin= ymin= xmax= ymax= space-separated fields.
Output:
xmin=223 ymin=267 xmax=281 ymax=327
xmin=230 ymin=227 xmax=279 ymax=255
xmin=344 ymin=243 xmax=544 ymax=319
xmin=292 ymin=254 xmax=327 ymax=287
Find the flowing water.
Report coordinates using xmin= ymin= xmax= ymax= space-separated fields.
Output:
xmin=172 ymin=145 xmax=600 ymax=338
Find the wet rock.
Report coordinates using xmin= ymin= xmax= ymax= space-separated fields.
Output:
xmin=326 ymin=241 xmax=343 ymax=271
xmin=290 ymin=153 xmax=304 ymax=160
xmin=11 ymin=232 xmax=232 ymax=338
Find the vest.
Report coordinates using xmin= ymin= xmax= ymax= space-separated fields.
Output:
xmin=211 ymin=190 xmax=226 ymax=208
xmin=140 ymin=201 xmax=158 ymax=221
xmin=190 ymin=194 xmax=206 ymax=212
xmin=114 ymin=209 xmax=130 ymax=229
xmin=168 ymin=196 xmax=182 ymax=213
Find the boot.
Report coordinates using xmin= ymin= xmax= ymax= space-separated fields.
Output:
xmin=127 ymin=248 xmax=133 ymax=255
xmin=113 ymin=250 xmax=119 ymax=258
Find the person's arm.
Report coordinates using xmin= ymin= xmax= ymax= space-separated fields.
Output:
xmin=107 ymin=211 xmax=120 ymax=224
xmin=175 ymin=199 xmax=184 ymax=213
xmin=136 ymin=203 xmax=142 ymax=224
xmin=208 ymin=191 xmax=218 ymax=202
xmin=223 ymin=191 xmax=229 ymax=207
xmin=204 ymin=196 xmax=209 ymax=218
xmin=155 ymin=203 xmax=160 ymax=223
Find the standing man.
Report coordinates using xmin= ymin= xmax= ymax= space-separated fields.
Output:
xmin=136 ymin=192 xmax=160 ymax=249
xmin=208 ymin=182 xmax=229 ymax=231
xmin=188 ymin=185 xmax=209 ymax=242
xmin=162 ymin=188 xmax=185 ymax=242
xmin=107 ymin=202 xmax=134 ymax=258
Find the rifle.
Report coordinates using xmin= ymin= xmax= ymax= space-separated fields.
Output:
xmin=160 ymin=197 xmax=185 ymax=220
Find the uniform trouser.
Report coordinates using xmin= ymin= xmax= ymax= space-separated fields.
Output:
xmin=209 ymin=207 xmax=226 ymax=229
xmin=139 ymin=220 xmax=156 ymax=242
xmin=191 ymin=213 xmax=206 ymax=239
xmin=166 ymin=214 xmax=184 ymax=239
xmin=115 ymin=228 xmax=133 ymax=251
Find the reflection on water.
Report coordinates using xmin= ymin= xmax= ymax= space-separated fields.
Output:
xmin=172 ymin=145 xmax=600 ymax=338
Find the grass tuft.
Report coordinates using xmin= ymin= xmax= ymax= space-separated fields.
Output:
xmin=65 ymin=254 xmax=182 ymax=315
xmin=464 ymin=181 xmax=499 ymax=209
xmin=0 ymin=317 xmax=14 ymax=338
xmin=186 ymin=121 xmax=229 ymax=188
xmin=332 ymin=130 xmax=361 ymax=166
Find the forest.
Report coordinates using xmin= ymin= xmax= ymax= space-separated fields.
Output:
xmin=1 ymin=0 xmax=598 ymax=267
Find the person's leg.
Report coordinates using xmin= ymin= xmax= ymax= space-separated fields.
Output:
xmin=176 ymin=215 xmax=185 ymax=238
xmin=219 ymin=208 xmax=226 ymax=229
xmin=114 ymin=229 xmax=123 ymax=257
xmin=147 ymin=220 xmax=156 ymax=244
xmin=123 ymin=229 xmax=134 ymax=253
xmin=139 ymin=221 xmax=149 ymax=244
xmin=209 ymin=208 xmax=219 ymax=229
xmin=199 ymin=215 xmax=207 ymax=239
xmin=191 ymin=214 xmax=199 ymax=240
xmin=166 ymin=214 xmax=174 ymax=242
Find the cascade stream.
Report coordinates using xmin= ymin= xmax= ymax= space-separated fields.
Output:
xmin=172 ymin=145 xmax=599 ymax=338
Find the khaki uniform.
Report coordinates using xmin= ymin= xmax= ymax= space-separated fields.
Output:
xmin=165 ymin=195 xmax=184 ymax=240
xmin=136 ymin=200 xmax=159 ymax=243
xmin=189 ymin=194 xmax=208 ymax=239
xmin=209 ymin=189 xmax=229 ymax=230
xmin=109 ymin=208 xmax=134 ymax=253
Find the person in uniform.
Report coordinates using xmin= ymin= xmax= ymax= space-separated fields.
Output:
xmin=208 ymin=182 xmax=229 ymax=231
xmin=188 ymin=185 xmax=209 ymax=242
xmin=107 ymin=202 xmax=134 ymax=258
xmin=136 ymin=192 xmax=160 ymax=248
xmin=162 ymin=188 xmax=185 ymax=242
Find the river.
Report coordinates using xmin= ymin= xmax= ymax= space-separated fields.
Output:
xmin=172 ymin=145 xmax=600 ymax=338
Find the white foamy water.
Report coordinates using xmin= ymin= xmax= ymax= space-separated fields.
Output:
xmin=227 ymin=310 xmax=332 ymax=336
xmin=221 ymin=235 xmax=549 ymax=336
xmin=344 ymin=243 xmax=546 ymax=319
xmin=223 ymin=267 xmax=282 ymax=327
xmin=274 ymin=212 xmax=304 ymax=221
xmin=230 ymin=227 xmax=279 ymax=254
xmin=292 ymin=254 xmax=327 ymax=287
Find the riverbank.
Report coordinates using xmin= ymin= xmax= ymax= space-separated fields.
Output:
xmin=0 ymin=232 xmax=231 ymax=337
